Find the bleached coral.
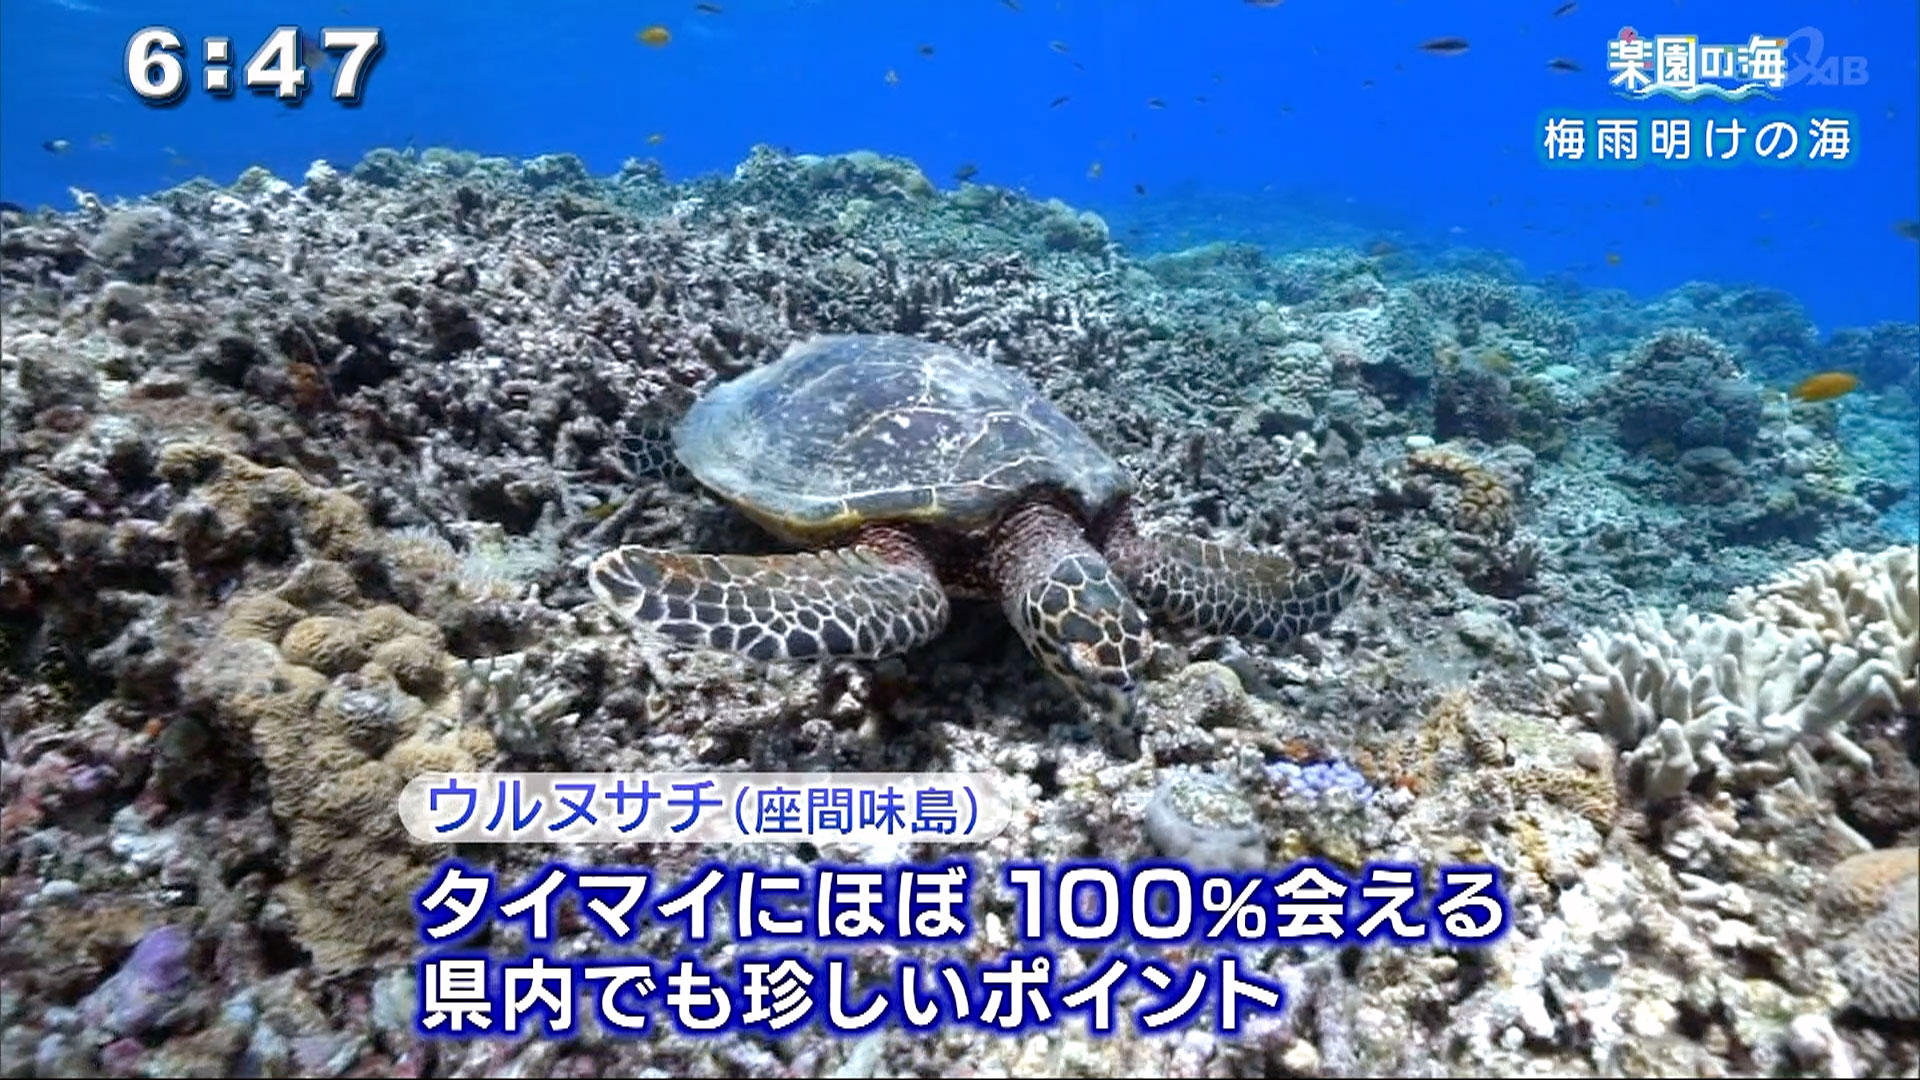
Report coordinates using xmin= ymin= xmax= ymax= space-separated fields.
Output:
xmin=451 ymin=651 xmax=580 ymax=760
xmin=1727 ymin=544 xmax=1918 ymax=713
xmin=1543 ymin=545 xmax=1917 ymax=805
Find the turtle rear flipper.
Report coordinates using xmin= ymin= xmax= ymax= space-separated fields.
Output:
xmin=589 ymin=540 xmax=950 ymax=662
xmin=1106 ymin=526 xmax=1361 ymax=643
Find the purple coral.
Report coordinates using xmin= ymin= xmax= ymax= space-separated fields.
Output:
xmin=80 ymin=924 xmax=193 ymax=1037
xmin=1266 ymin=758 xmax=1375 ymax=802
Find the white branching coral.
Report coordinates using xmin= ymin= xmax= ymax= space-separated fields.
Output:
xmin=1542 ymin=545 xmax=1917 ymax=803
xmin=450 ymin=652 xmax=580 ymax=760
xmin=1727 ymin=544 xmax=1918 ymax=713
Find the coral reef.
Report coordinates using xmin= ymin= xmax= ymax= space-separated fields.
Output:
xmin=2 ymin=143 xmax=1916 ymax=1079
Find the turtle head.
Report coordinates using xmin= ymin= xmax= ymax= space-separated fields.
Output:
xmin=993 ymin=503 xmax=1154 ymax=731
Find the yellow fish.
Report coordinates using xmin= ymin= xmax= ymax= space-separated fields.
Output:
xmin=637 ymin=25 xmax=670 ymax=46
xmin=1787 ymin=371 xmax=1859 ymax=403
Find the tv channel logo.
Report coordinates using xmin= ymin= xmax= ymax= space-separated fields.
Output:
xmin=1782 ymin=26 xmax=1869 ymax=87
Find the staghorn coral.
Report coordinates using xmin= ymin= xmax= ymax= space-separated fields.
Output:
xmin=1406 ymin=443 xmax=1518 ymax=538
xmin=1544 ymin=607 xmax=1902 ymax=801
xmin=1544 ymin=546 xmax=1916 ymax=828
xmin=1727 ymin=544 xmax=1919 ymax=713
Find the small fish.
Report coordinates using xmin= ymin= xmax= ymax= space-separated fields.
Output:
xmin=1244 ymin=0 xmax=1283 ymax=6
xmin=1087 ymin=160 xmax=1103 ymax=179
xmin=1001 ymin=0 xmax=1021 ymax=9
xmin=1551 ymin=1 xmax=1577 ymax=15
xmin=1194 ymin=94 xmax=1208 ymax=103
xmin=89 ymin=132 xmax=113 ymax=147
xmin=1547 ymin=58 xmax=1581 ymax=73
xmin=582 ymin=499 xmax=626 ymax=522
xmin=1361 ymin=78 xmax=1376 ymax=88
xmin=1071 ymin=60 xmax=1083 ymax=72
xmin=300 ymin=32 xmax=328 ymax=69
xmin=1419 ymin=37 xmax=1471 ymax=54
xmin=1134 ymin=183 xmax=1147 ymax=195
xmin=1049 ymin=95 xmax=1070 ymax=107
xmin=1146 ymin=97 xmax=1165 ymax=109
xmin=1788 ymin=371 xmax=1860 ymax=402
xmin=1895 ymin=220 xmax=1920 ymax=242
xmin=1280 ymin=102 xmax=1293 ymax=113
xmin=884 ymin=68 xmax=899 ymax=85
xmin=1478 ymin=350 xmax=1514 ymax=373
xmin=42 ymin=138 xmax=71 ymax=154
xmin=1366 ymin=240 xmax=1398 ymax=257
xmin=953 ymin=162 xmax=978 ymax=182
xmin=1643 ymin=194 xmax=1663 ymax=208
xmin=637 ymin=25 xmax=670 ymax=46
xmin=1605 ymin=251 xmax=1622 ymax=266
xmin=647 ymin=132 xmax=665 ymax=145
xmin=695 ymin=2 xmax=723 ymax=13
xmin=1049 ymin=40 xmax=1069 ymax=53
xmin=917 ymin=43 xmax=935 ymax=56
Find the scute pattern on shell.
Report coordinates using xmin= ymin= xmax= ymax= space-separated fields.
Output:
xmin=673 ymin=334 xmax=1133 ymax=538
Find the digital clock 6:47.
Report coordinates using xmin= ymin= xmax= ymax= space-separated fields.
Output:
xmin=126 ymin=26 xmax=385 ymax=106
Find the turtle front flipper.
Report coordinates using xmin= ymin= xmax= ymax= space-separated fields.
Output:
xmin=988 ymin=501 xmax=1154 ymax=728
xmin=589 ymin=538 xmax=950 ymax=662
xmin=1103 ymin=514 xmax=1361 ymax=643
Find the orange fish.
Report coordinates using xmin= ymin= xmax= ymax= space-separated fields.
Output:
xmin=1787 ymin=371 xmax=1860 ymax=402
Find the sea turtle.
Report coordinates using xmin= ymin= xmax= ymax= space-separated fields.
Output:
xmin=590 ymin=333 xmax=1361 ymax=745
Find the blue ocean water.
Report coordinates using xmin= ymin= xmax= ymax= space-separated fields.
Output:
xmin=2 ymin=0 xmax=1915 ymax=335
